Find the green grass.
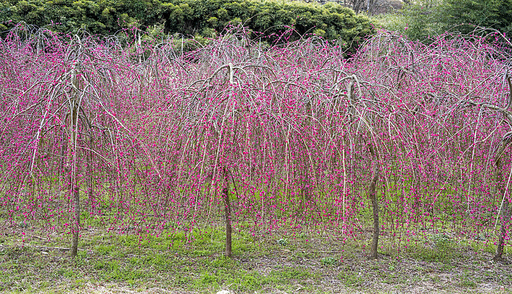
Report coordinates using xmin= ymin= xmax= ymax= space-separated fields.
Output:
xmin=338 ymin=271 xmax=364 ymax=287
xmin=403 ymin=235 xmax=463 ymax=263
xmin=1 ymin=205 xmax=512 ymax=293
xmin=1 ymin=229 xmax=511 ymax=294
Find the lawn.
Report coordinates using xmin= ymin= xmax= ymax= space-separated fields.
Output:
xmin=1 ymin=218 xmax=511 ymax=293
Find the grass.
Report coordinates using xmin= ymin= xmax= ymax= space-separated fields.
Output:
xmin=1 ymin=215 xmax=511 ymax=294
xmin=0 ymin=195 xmax=511 ymax=293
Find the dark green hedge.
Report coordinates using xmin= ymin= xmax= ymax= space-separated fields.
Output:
xmin=0 ymin=0 xmax=165 ymax=34
xmin=161 ymin=0 xmax=374 ymax=48
xmin=0 ymin=0 xmax=374 ymax=52
xmin=396 ymin=0 xmax=512 ymax=42
xmin=442 ymin=0 xmax=512 ymax=36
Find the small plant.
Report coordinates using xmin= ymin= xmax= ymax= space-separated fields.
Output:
xmin=321 ymin=256 xmax=337 ymax=266
xmin=431 ymin=234 xmax=453 ymax=249
xmin=277 ymin=238 xmax=288 ymax=246
xmin=338 ymin=271 xmax=364 ymax=287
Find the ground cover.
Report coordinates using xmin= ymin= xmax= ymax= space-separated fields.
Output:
xmin=1 ymin=217 xmax=511 ymax=293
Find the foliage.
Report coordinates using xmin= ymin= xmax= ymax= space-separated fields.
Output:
xmin=377 ymin=0 xmax=512 ymax=41
xmin=400 ymin=0 xmax=444 ymax=41
xmin=0 ymin=0 xmax=163 ymax=34
xmin=442 ymin=0 xmax=512 ymax=36
xmin=0 ymin=0 xmax=375 ymax=53
xmin=161 ymin=0 xmax=374 ymax=48
xmin=373 ymin=0 xmax=444 ymax=41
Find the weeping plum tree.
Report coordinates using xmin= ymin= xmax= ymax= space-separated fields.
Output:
xmin=1 ymin=24 xmax=512 ymax=262
xmin=342 ymin=78 xmax=383 ymax=259
xmin=460 ymin=73 xmax=512 ymax=261
xmin=0 ymin=25 xmax=164 ymax=259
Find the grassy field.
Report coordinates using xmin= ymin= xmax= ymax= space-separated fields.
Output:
xmin=1 ymin=216 xmax=511 ymax=294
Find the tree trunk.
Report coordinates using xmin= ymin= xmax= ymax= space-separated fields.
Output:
xmin=222 ymin=167 xmax=232 ymax=258
xmin=69 ymin=114 xmax=80 ymax=260
xmin=352 ymin=0 xmax=365 ymax=13
xmin=71 ymin=184 xmax=80 ymax=258
xmin=369 ymin=161 xmax=380 ymax=259
xmin=223 ymin=186 xmax=232 ymax=258
xmin=69 ymin=61 xmax=80 ymax=260
xmin=494 ymin=156 xmax=510 ymax=261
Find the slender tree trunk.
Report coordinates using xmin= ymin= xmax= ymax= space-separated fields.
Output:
xmin=223 ymin=186 xmax=232 ymax=258
xmin=369 ymin=160 xmax=380 ymax=259
xmin=367 ymin=0 xmax=377 ymax=15
xmin=71 ymin=184 xmax=80 ymax=258
xmin=494 ymin=156 xmax=510 ymax=261
xmin=223 ymin=168 xmax=232 ymax=258
xmin=495 ymin=200 xmax=510 ymax=260
xmin=69 ymin=61 xmax=80 ymax=260
xmin=70 ymin=111 xmax=80 ymax=259
xmin=352 ymin=0 xmax=363 ymax=13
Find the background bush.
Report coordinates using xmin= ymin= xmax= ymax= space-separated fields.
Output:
xmin=442 ymin=0 xmax=512 ymax=35
xmin=375 ymin=0 xmax=512 ymax=41
xmin=0 ymin=0 xmax=375 ymax=53
xmin=0 ymin=0 xmax=164 ymax=34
